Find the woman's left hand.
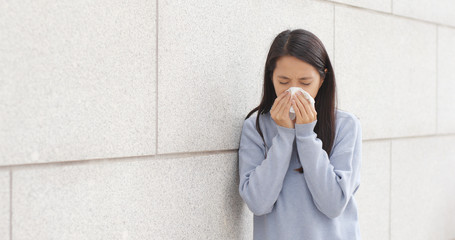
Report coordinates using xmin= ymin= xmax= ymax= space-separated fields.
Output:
xmin=292 ymin=91 xmax=317 ymax=124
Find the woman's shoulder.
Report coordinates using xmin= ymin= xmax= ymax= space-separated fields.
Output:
xmin=335 ymin=108 xmax=360 ymax=121
xmin=241 ymin=111 xmax=272 ymax=135
xmin=330 ymin=109 xmax=362 ymax=154
xmin=335 ymin=108 xmax=361 ymax=131
xmin=243 ymin=111 xmax=270 ymax=125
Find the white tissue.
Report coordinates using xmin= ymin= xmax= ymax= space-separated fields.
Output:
xmin=286 ymin=87 xmax=315 ymax=120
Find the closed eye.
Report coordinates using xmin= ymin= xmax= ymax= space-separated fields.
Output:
xmin=279 ymin=82 xmax=311 ymax=86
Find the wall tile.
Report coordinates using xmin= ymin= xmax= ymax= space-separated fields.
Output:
xmin=335 ymin=5 xmax=437 ymax=139
xmin=0 ymin=170 xmax=9 ymax=239
xmin=437 ymin=26 xmax=455 ymax=134
xmin=0 ymin=0 xmax=157 ymax=166
xmin=391 ymin=135 xmax=455 ymax=240
xmin=328 ymin=0 xmax=391 ymax=13
xmin=158 ymin=0 xmax=334 ymax=154
xmin=393 ymin=0 xmax=455 ymax=27
xmin=356 ymin=140 xmax=390 ymax=240
xmin=12 ymin=153 xmax=250 ymax=239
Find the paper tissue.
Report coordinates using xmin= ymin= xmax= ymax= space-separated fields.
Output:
xmin=286 ymin=87 xmax=315 ymax=120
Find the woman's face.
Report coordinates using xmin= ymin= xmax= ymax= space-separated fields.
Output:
xmin=272 ymin=55 xmax=324 ymax=99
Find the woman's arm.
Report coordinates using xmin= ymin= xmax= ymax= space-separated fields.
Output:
xmin=295 ymin=116 xmax=362 ymax=219
xmin=238 ymin=117 xmax=295 ymax=216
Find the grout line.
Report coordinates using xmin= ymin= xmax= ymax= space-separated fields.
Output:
xmin=0 ymin=149 xmax=238 ymax=170
xmin=325 ymin=0 xmax=455 ymax=30
xmin=1 ymin=131 xmax=455 ymax=170
xmin=362 ymin=132 xmax=455 ymax=142
xmin=1 ymin=130 xmax=455 ymax=170
xmin=155 ymin=0 xmax=159 ymax=155
xmin=389 ymin=141 xmax=392 ymax=240
xmin=390 ymin=0 xmax=393 ymax=13
xmin=9 ymin=169 xmax=12 ymax=240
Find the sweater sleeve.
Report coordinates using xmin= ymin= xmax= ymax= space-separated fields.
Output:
xmin=295 ymin=116 xmax=362 ymax=219
xmin=238 ymin=117 xmax=295 ymax=216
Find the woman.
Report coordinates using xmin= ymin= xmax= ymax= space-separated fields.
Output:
xmin=238 ymin=29 xmax=362 ymax=239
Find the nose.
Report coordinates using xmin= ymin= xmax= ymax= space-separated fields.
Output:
xmin=290 ymin=82 xmax=302 ymax=88
xmin=291 ymin=83 xmax=299 ymax=88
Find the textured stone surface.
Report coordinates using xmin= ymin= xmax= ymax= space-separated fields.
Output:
xmin=0 ymin=170 xmax=9 ymax=239
xmin=158 ymin=0 xmax=334 ymax=154
xmin=437 ymin=26 xmax=455 ymax=134
xmin=329 ymin=0 xmax=391 ymax=13
xmin=335 ymin=5 xmax=437 ymax=139
xmin=393 ymin=0 xmax=455 ymax=27
xmin=12 ymin=152 xmax=251 ymax=239
xmin=2 ymin=0 xmax=455 ymax=239
xmin=391 ymin=135 xmax=455 ymax=240
xmin=356 ymin=140 xmax=390 ymax=240
xmin=0 ymin=0 xmax=157 ymax=166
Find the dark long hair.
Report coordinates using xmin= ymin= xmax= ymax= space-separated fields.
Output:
xmin=245 ymin=29 xmax=337 ymax=174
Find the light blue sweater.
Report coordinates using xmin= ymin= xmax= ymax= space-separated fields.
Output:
xmin=238 ymin=109 xmax=362 ymax=240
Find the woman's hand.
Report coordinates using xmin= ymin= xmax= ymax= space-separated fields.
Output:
xmin=270 ymin=90 xmax=294 ymax=129
xmin=292 ymin=91 xmax=317 ymax=124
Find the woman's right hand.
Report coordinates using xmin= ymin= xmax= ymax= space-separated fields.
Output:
xmin=270 ymin=90 xmax=294 ymax=129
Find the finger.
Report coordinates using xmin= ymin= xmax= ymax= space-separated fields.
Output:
xmin=304 ymin=99 xmax=316 ymax=120
xmin=292 ymin=95 xmax=303 ymax=120
xmin=282 ymin=92 xmax=292 ymax=115
xmin=270 ymin=101 xmax=276 ymax=113
xmin=277 ymin=90 xmax=290 ymax=103
xmin=276 ymin=91 xmax=291 ymax=116
xmin=299 ymin=93 xmax=316 ymax=119
xmin=292 ymin=97 xmax=304 ymax=122
xmin=296 ymin=92 xmax=312 ymax=118
xmin=294 ymin=94 xmax=309 ymax=120
xmin=311 ymin=104 xmax=317 ymax=119
xmin=271 ymin=90 xmax=289 ymax=112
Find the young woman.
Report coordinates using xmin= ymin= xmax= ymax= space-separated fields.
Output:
xmin=238 ymin=29 xmax=362 ymax=239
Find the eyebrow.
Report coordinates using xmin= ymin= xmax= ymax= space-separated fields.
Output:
xmin=277 ymin=75 xmax=312 ymax=80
